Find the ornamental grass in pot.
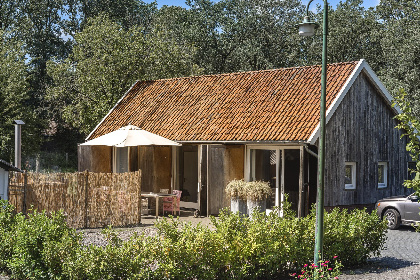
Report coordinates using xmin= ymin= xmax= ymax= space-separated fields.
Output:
xmin=225 ymin=179 xmax=247 ymax=215
xmin=244 ymin=181 xmax=272 ymax=215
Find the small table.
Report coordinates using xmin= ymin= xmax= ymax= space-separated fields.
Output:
xmin=141 ymin=192 xmax=177 ymax=218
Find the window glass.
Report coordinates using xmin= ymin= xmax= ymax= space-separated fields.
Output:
xmin=115 ymin=147 xmax=129 ymax=173
xmin=345 ymin=162 xmax=356 ymax=190
xmin=345 ymin=165 xmax=353 ymax=184
xmin=378 ymin=165 xmax=385 ymax=184
xmin=378 ymin=162 xmax=387 ymax=188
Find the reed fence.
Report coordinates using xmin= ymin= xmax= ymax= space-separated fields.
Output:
xmin=8 ymin=171 xmax=141 ymax=229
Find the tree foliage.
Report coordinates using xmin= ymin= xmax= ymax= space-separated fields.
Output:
xmin=47 ymin=15 xmax=199 ymax=134
xmin=0 ymin=32 xmax=38 ymax=160
xmin=155 ymin=0 xmax=304 ymax=74
xmin=2 ymin=0 xmax=420 ymax=170
xmin=375 ymin=0 xmax=420 ymax=120
xmin=393 ymin=89 xmax=420 ymax=194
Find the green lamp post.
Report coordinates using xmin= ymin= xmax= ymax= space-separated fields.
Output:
xmin=298 ymin=0 xmax=328 ymax=269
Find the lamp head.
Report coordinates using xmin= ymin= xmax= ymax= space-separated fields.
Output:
xmin=298 ymin=16 xmax=319 ymax=37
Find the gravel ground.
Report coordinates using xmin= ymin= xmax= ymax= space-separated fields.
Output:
xmin=340 ymin=225 xmax=420 ymax=280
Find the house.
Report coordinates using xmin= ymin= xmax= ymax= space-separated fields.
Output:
xmin=0 ymin=159 xmax=23 ymax=201
xmin=79 ymin=59 xmax=412 ymax=216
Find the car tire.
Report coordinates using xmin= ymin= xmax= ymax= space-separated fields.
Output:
xmin=384 ymin=208 xmax=401 ymax=230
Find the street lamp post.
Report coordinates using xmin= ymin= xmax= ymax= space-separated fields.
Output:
xmin=298 ymin=0 xmax=328 ymax=268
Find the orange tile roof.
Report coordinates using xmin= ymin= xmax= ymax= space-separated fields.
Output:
xmin=88 ymin=61 xmax=358 ymax=142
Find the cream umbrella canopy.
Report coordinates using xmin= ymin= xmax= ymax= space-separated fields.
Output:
xmin=81 ymin=125 xmax=181 ymax=147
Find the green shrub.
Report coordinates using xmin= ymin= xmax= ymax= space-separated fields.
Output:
xmin=63 ymin=229 xmax=157 ymax=280
xmin=0 ymin=200 xmax=18 ymax=271
xmin=152 ymin=204 xmax=386 ymax=279
xmin=0 ymin=199 xmax=387 ymax=279
xmin=323 ymin=207 xmax=387 ymax=266
xmin=7 ymin=209 xmax=81 ymax=280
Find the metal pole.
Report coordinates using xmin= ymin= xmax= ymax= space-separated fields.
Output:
xmin=14 ymin=120 xmax=24 ymax=169
xmin=314 ymin=0 xmax=328 ymax=268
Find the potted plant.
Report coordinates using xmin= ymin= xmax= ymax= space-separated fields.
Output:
xmin=225 ymin=179 xmax=247 ymax=215
xmin=244 ymin=181 xmax=272 ymax=215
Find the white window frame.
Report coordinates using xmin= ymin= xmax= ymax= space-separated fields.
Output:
xmin=245 ymin=145 xmax=302 ymax=209
xmin=378 ymin=162 xmax=388 ymax=189
xmin=344 ymin=162 xmax=356 ymax=190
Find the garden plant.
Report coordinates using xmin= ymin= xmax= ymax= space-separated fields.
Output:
xmin=0 ymin=199 xmax=387 ymax=280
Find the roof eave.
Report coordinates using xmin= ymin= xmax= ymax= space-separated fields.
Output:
xmin=176 ymin=140 xmax=310 ymax=145
xmin=0 ymin=159 xmax=23 ymax=172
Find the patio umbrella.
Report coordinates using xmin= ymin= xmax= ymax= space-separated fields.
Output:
xmin=80 ymin=125 xmax=181 ymax=147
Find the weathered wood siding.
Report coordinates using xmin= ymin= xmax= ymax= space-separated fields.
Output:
xmin=78 ymin=145 xmax=112 ymax=173
xmin=129 ymin=147 xmax=138 ymax=172
xmin=138 ymin=146 xmax=172 ymax=193
xmin=323 ymin=72 xmax=410 ymax=206
xmin=200 ymin=145 xmax=207 ymax=215
xmin=207 ymin=145 xmax=244 ymax=215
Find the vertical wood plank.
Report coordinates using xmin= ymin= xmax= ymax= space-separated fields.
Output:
xmin=298 ymin=146 xmax=304 ymax=218
xmin=324 ymin=72 xmax=410 ymax=207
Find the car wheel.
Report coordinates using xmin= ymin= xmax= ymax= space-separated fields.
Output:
xmin=384 ymin=208 xmax=401 ymax=230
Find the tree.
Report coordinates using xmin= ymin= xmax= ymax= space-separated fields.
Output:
xmin=13 ymin=0 xmax=75 ymax=152
xmin=393 ymin=89 xmax=420 ymax=195
xmin=47 ymin=15 xmax=199 ymax=135
xmin=375 ymin=0 xmax=420 ymax=120
xmin=296 ymin=0 xmax=382 ymax=67
xmin=0 ymin=31 xmax=39 ymax=161
xmin=0 ymin=0 xmax=23 ymax=30
xmin=155 ymin=0 xmax=304 ymax=74
xmin=62 ymin=0 xmax=158 ymax=33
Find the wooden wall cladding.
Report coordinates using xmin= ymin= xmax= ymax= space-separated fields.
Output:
xmin=78 ymin=145 xmax=112 ymax=173
xmin=323 ymin=72 xmax=411 ymax=206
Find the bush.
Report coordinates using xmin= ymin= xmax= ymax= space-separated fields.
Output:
xmin=63 ymin=233 xmax=157 ymax=280
xmin=323 ymin=207 xmax=387 ymax=266
xmin=0 ymin=199 xmax=387 ymax=279
xmin=0 ymin=200 xmax=17 ymax=271
xmin=7 ymin=208 xmax=81 ymax=280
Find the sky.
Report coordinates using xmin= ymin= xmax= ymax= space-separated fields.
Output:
xmin=144 ymin=0 xmax=380 ymax=9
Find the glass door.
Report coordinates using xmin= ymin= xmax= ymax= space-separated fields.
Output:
xmin=247 ymin=146 xmax=302 ymax=213
xmin=249 ymin=149 xmax=281 ymax=210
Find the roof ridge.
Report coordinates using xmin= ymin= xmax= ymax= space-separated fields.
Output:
xmin=141 ymin=61 xmax=360 ymax=83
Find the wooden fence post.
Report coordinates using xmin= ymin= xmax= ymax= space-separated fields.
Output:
xmin=22 ymin=171 xmax=27 ymax=215
xmin=138 ymin=170 xmax=142 ymax=224
xmin=84 ymin=171 xmax=89 ymax=228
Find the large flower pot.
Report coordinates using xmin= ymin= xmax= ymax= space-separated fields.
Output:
xmin=247 ymin=199 xmax=266 ymax=216
xmin=231 ymin=197 xmax=247 ymax=215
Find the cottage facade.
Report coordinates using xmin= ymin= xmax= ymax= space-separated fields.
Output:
xmin=79 ymin=60 xmax=411 ymax=216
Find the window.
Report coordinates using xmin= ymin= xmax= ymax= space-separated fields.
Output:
xmin=408 ymin=162 xmax=417 ymax=180
xmin=113 ymin=147 xmax=129 ymax=173
xmin=345 ymin=162 xmax=356 ymax=190
xmin=378 ymin=162 xmax=387 ymax=189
